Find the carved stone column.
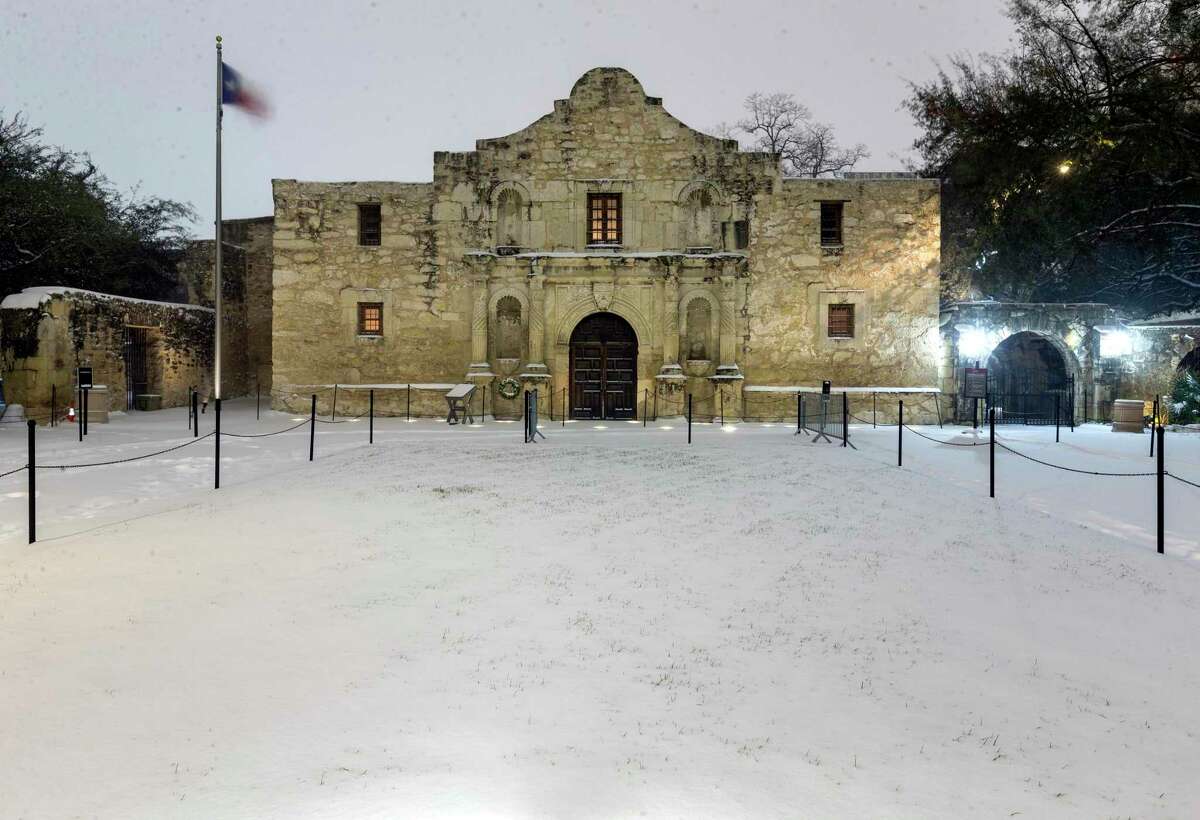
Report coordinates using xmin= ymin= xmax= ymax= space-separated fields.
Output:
xmin=662 ymin=272 xmax=681 ymax=368
xmin=524 ymin=265 xmax=548 ymax=376
xmin=468 ymin=274 xmax=492 ymax=378
xmin=716 ymin=273 xmax=742 ymax=379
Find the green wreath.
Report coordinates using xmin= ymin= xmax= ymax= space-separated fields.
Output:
xmin=497 ymin=377 xmax=521 ymax=400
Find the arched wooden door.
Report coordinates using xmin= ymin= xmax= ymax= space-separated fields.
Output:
xmin=569 ymin=312 xmax=637 ymax=419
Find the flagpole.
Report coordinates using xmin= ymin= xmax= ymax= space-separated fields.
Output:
xmin=214 ymin=35 xmax=223 ymax=400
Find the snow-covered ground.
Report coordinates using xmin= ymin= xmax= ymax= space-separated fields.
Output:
xmin=0 ymin=401 xmax=1198 ymax=819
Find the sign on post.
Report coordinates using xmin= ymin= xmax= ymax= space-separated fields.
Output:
xmin=963 ymin=367 xmax=988 ymax=399
xmin=77 ymin=366 xmax=94 ymax=389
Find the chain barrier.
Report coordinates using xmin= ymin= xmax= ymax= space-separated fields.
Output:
xmin=993 ymin=441 xmax=1155 ymax=477
xmin=1167 ymin=471 xmax=1200 ymax=490
xmin=36 ymin=433 xmax=216 ymax=470
xmin=902 ymin=424 xmax=989 ymax=447
xmin=0 ymin=464 xmax=27 ymax=479
xmin=223 ymin=419 xmax=312 ymax=438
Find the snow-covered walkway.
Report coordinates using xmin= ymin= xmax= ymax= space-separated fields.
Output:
xmin=0 ymin=401 xmax=1197 ymax=818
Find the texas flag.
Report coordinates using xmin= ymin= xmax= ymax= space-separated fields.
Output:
xmin=221 ymin=62 xmax=269 ymax=117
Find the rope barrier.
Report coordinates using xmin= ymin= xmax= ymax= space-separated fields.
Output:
xmin=1167 ymin=471 xmax=1200 ymax=490
xmin=37 ymin=433 xmax=215 ymax=470
xmin=994 ymin=441 xmax=1155 ymax=477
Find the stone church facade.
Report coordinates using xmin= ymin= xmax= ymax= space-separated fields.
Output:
xmin=270 ymin=67 xmax=943 ymax=420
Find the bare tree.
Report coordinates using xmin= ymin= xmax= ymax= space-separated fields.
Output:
xmin=726 ymin=92 xmax=869 ymax=177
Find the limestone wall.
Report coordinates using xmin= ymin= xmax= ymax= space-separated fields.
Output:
xmin=1125 ymin=322 xmax=1200 ymax=412
xmin=0 ymin=288 xmax=213 ymax=421
xmin=743 ymin=178 xmax=942 ymax=388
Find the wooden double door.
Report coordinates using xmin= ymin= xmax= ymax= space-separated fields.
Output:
xmin=570 ymin=312 xmax=637 ymax=419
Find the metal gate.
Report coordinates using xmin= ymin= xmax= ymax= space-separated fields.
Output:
xmin=124 ymin=327 xmax=150 ymax=409
xmin=986 ymin=373 xmax=1074 ymax=425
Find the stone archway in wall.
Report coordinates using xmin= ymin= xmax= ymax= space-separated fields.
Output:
xmin=569 ymin=312 xmax=638 ymax=420
xmin=987 ymin=331 xmax=1080 ymax=423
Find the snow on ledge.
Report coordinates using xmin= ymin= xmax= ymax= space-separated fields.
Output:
xmin=745 ymin=385 xmax=942 ymax=394
xmin=0 ymin=286 xmax=212 ymax=313
xmin=282 ymin=383 xmax=459 ymax=391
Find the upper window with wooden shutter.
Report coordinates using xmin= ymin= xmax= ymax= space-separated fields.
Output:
xmin=358 ymin=203 xmax=382 ymax=246
xmin=587 ymin=193 xmax=622 ymax=245
xmin=827 ymin=303 xmax=855 ymax=338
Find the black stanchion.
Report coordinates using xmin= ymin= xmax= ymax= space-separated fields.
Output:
xmin=873 ymin=392 xmax=877 ymax=429
xmin=796 ymin=392 xmax=802 ymax=433
xmin=562 ymin=387 xmax=567 ymax=428
xmin=898 ymin=400 xmax=904 ymax=467
xmin=214 ymin=398 xmax=221 ymax=490
xmin=1150 ymin=398 xmax=1158 ymax=457
xmin=483 ymin=384 xmax=487 ymax=424
xmin=193 ymin=391 xmax=200 ymax=438
xmin=369 ymin=389 xmax=374 ymax=444
xmin=720 ymin=390 xmax=725 ymax=426
xmin=78 ymin=387 xmax=83 ymax=443
xmin=256 ymin=379 xmax=261 ymax=420
xmin=934 ymin=392 xmax=943 ymax=428
xmin=842 ymin=392 xmax=848 ymax=447
xmin=309 ymin=394 xmax=316 ymax=462
xmin=406 ymin=385 xmax=411 ymax=422
xmin=687 ymin=394 xmax=693 ymax=444
xmin=643 ymin=388 xmax=648 ymax=427
xmin=989 ymin=407 xmax=995 ymax=498
xmin=1055 ymin=393 xmax=1061 ymax=443
xmin=27 ymin=422 xmax=35 ymax=545
xmin=332 ymin=384 xmax=338 ymax=422
xmin=1068 ymin=375 xmax=1075 ymax=432
xmin=1083 ymin=389 xmax=1089 ymax=425
xmin=1157 ymin=424 xmax=1164 ymax=555
xmin=51 ymin=384 xmax=56 ymax=428
xmin=653 ymin=388 xmax=658 ymax=421
xmin=82 ymin=387 xmax=89 ymax=436
xmin=188 ymin=385 xmax=194 ymax=430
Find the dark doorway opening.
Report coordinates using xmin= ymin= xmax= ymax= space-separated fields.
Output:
xmin=570 ymin=312 xmax=637 ymax=419
xmin=986 ymin=331 xmax=1072 ymax=424
xmin=124 ymin=326 xmax=151 ymax=410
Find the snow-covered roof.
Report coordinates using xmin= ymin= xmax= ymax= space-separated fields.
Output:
xmin=0 ymin=286 xmax=212 ymax=313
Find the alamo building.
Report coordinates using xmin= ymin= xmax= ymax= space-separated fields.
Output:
xmin=269 ymin=67 xmax=942 ymax=421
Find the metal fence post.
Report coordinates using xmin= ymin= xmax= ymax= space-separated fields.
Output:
xmin=309 ymin=394 xmax=316 ymax=461
xmin=687 ymin=394 xmax=692 ymax=444
xmin=796 ymin=392 xmax=802 ymax=433
xmin=192 ymin=390 xmax=199 ymax=438
xmin=369 ymin=389 xmax=374 ymax=444
xmin=256 ymin=378 xmax=261 ymax=420
xmin=1157 ymin=424 xmax=1164 ymax=555
xmin=27 ymin=420 xmax=35 ymax=544
xmin=872 ymin=392 xmax=876 ymax=429
xmin=332 ymin=384 xmax=338 ymax=422
xmin=51 ymin=384 xmax=56 ymax=428
xmin=898 ymin=400 xmax=904 ymax=467
xmin=1150 ymin=398 xmax=1158 ymax=457
xmin=188 ymin=385 xmax=193 ymax=430
xmin=1055 ymin=393 xmax=1061 ymax=443
xmin=406 ymin=384 xmax=411 ymax=422
xmin=83 ymin=387 xmax=89 ymax=436
xmin=989 ymin=406 xmax=995 ymax=499
xmin=643 ymin=388 xmax=648 ymax=427
xmin=78 ymin=387 xmax=83 ymax=442
xmin=562 ymin=386 xmax=567 ymax=427
xmin=214 ymin=397 xmax=221 ymax=490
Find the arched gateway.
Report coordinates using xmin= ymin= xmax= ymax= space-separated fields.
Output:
xmin=987 ymin=331 xmax=1076 ymax=423
xmin=569 ymin=312 xmax=637 ymax=419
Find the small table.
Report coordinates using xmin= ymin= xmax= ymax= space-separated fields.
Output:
xmin=445 ymin=383 xmax=476 ymax=425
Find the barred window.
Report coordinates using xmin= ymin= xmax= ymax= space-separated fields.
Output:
xmin=820 ymin=202 xmax=843 ymax=247
xmin=734 ymin=220 xmax=750 ymax=249
xmin=358 ymin=302 xmax=383 ymax=336
xmin=358 ymin=203 xmax=382 ymax=246
xmin=587 ymin=193 xmax=622 ymax=245
xmin=828 ymin=303 xmax=854 ymax=338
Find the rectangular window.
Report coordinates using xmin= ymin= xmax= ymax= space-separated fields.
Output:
xmin=587 ymin=193 xmax=622 ymax=245
xmin=734 ymin=220 xmax=750 ymax=250
xmin=358 ymin=203 xmax=382 ymax=246
xmin=828 ymin=303 xmax=855 ymax=338
xmin=357 ymin=302 xmax=383 ymax=336
xmin=820 ymin=202 xmax=844 ymax=247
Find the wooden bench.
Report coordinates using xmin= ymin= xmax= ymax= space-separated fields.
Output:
xmin=444 ymin=383 xmax=476 ymax=425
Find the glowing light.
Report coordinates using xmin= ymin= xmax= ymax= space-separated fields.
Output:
xmin=958 ymin=327 xmax=994 ymax=359
xmin=593 ymin=425 xmax=608 ymax=430
xmin=626 ymin=420 xmax=640 ymax=424
xmin=1099 ymin=330 xmax=1133 ymax=358
xmin=1057 ymin=160 xmax=1073 ymax=175
xmin=721 ymin=425 xmax=738 ymax=433
xmin=659 ymin=426 xmax=674 ymax=430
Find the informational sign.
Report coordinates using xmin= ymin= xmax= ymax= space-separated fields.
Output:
xmin=963 ymin=367 xmax=988 ymax=399
xmin=822 ymin=379 xmax=832 ymax=395
xmin=77 ymin=366 xmax=94 ymax=389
